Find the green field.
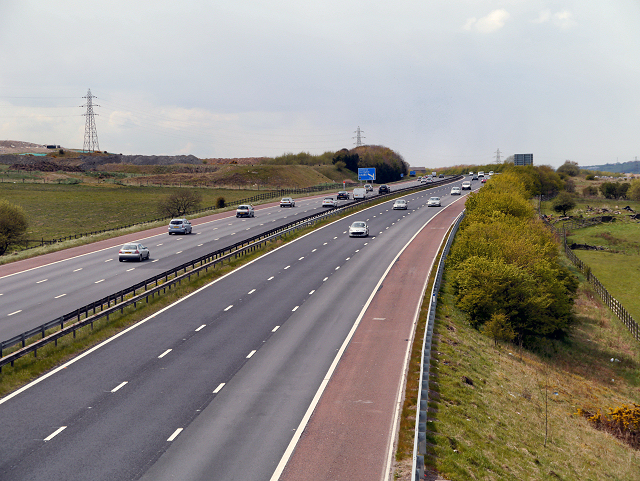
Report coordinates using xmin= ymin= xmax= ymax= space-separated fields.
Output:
xmin=0 ymin=183 xmax=254 ymax=241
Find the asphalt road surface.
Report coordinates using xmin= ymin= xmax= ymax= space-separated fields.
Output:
xmin=0 ymin=178 xmax=479 ymax=481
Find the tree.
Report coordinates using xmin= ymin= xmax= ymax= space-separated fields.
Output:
xmin=0 ymin=200 xmax=28 ymax=255
xmin=556 ymin=160 xmax=580 ymax=177
xmin=552 ymin=192 xmax=576 ymax=216
xmin=599 ymin=182 xmax=617 ymax=199
xmin=158 ymin=189 xmax=203 ymax=217
xmin=482 ymin=313 xmax=515 ymax=347
xmin=628 ymin=179 xmax=640 ymax=201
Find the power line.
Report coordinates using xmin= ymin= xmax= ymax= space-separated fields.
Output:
xmin=495 ymin=148 xmax=501 ymax=163
xmin=81 ymin=89 xmax=100 ymax=153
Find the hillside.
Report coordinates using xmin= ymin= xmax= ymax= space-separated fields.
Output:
xmin=582 ymin=160 xmax=640 ymax=174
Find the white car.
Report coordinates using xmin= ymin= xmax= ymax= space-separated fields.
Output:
xmin=280 ymin=197 xmax=295 ymax=207
xmin=393 ymin=199 xmax=408 ymax=210
xmin=322 ymin=197 xmax=338 ymax=208
xmin=427 ymin=197 xmax=441 ymax=207
xmin=348 ymin=221 xmax=369 ymax=237
xmin=450 ymin=186 xmax=462 ymax=195
xmin=462 ymin=181 xmax=471 ymax=190
xmin=236 ymin=204 xmax=255 ymax=217
xmin=364 ymin=184 xmax=373 ymax=192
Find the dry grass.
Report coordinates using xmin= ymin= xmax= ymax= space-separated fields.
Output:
xmin=395 ymin=262 xmax=640 ymax=480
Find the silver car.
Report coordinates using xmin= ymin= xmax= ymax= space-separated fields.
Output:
xmin=450 ymin=186 xmax=462 ymax=195
xmin=118 ymin=243 xmax=150 ymax=262
xmin=168 ymin=218 xmax=192 ymax=235
xmin=427 ymin=196 xmax=441 ymax=207
xmin=393 ymin=199 xmax=408 ymax=210
xmin=348 ymin=221 xmax=369 ymax=237
xmin=280 ymin=197 xmax=295 ymax=207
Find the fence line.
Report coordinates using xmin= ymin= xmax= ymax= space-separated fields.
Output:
xmin=542 ymin=216 xmax=639 ymax=342
xmin=14 ymin=183 xmax=344 ymax=252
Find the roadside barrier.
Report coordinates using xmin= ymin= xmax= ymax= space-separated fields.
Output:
xmin=0 ymin=177 xmax=461 ymax=371
xmin=412 ymin=211 xmax=465 ymax=481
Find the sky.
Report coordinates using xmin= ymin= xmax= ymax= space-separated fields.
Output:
xmin=1 ymin=1 xmax=639 ymax=169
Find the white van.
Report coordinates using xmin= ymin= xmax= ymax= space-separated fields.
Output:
xmin=353 ymin=188 xmax=366 ymax=200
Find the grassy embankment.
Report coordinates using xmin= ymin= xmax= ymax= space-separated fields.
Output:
xmin=394 ymin=257 xmax=640 ymax=481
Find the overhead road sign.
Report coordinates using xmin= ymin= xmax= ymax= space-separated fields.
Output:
xmin=358 ymin=168 xmax=376 ymax=181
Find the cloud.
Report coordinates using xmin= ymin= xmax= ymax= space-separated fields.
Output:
xmin=464 ymin=9 xmax=510 ymax=33
xmin=532 ymin=9 xmax=576 ymax=29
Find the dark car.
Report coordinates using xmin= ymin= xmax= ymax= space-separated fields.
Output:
xmin=337 ymin=191 xmax=350 ymax=200
xmin=439 ymin=174 xmax=444 ymax=178
xmin=378 ymin=184 xmax=390 ymax=194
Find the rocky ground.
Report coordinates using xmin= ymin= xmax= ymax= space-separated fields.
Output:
xmin=0 ymin=140 xmax=55 ymax=154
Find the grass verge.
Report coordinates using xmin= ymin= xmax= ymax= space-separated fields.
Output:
xmin=395 ymin=256 xmax=640 ymax=480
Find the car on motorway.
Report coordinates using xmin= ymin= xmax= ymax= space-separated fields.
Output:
xmin=392 ymin=199 xmax=408 ymax=210
xmin=337 ymin=191 xmax=350 ymax=200
xmin=348 ymin=221 xmax=369 ymax=237
xmin=427 ymin=196 xmax=441 ymax=207
xmin=168 ymin=218 xmax=192 ymax=235
xmin=280 ymin=197 xmax=295 ymax=208
xmin=236 ymin=204 xmax=255 ymax=217
xmin=378 ymin=184 xmax=390 ymax=194
xmin=364 ymin=184 xmax=373 ymax=192
xmin=472 ymin=174 xmax=478 ymax=181
xmin=489 ymin=171 xmax=494 ymax=176
xmin=450 ymin=186 xmax=462 ymax=195
xmin=481 ymin=177 xmax=487 ymax=183
xmin=118 ymin=243 xmax=150 ymax=262
xmin=469 ymin=171 xmax=474 ymax=176
xmin=462 ymin=181 xmax=471 ymax=190
xmin=322 ymin=197 xmax=338 ymax=208
xmin=439 ymin=174 xmax=444 ymax=178
xmin=353 ymin=188 xmax=366 ymax=200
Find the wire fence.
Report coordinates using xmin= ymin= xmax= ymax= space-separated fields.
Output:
xmin=541 ymin=216 xmax=639 ymax=342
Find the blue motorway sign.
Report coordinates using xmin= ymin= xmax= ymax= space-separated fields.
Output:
xmin=409 ymin=171 xmax=416 ymax=176
xmin=358 ymin=167 xmax=376 ymax=181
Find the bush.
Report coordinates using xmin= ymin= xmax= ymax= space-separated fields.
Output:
xmin=585 ymin=174 xmax=596 ymax=180
xmin=216 ymin=196 xmax=226 ymax=208
xmin=582 ymin=185 xmax=598 ymax=197
xmin=0 ymin=200 xmax=28 ymax=255
xmin=556 ymin=160 xmax=580 ymax=177
xmin=628 ymin=180 xmax=640 ymax=201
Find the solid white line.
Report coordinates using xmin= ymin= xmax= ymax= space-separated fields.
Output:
xmin=195 ymin=324 xmax=206 ymax=331
xmin=269 ymin=197 xmax=462 ymax=481
xmin=54 ymin=294 xmax=66 ymax=299
xmin=111 ymin=381 xmax=128 ymax=393
xmin=224 ymin=305 xmax=233 ymax=311
xmin=44 ymin=426 xmax=66 ymax=442
xmin=292 ymin=306 xmax=299 ymax=312
xmin=36 ymin=279 xmax=47 ymax=284
xmin=246 ymin=350 xmax=256 ymax=358
xmin=167 ymin=428 xmax=183 ymax=442
xmin=95 ymin=279 xmax=105 ymax=284
xmin=213 ymin=383 xmax=225 ymax=394
xmin=158 ymin=349 xmax=172 ymax=358
xmin=272 ymin=326 xmax=280 ymax=332
xmin=248 ymin=289 xmax=256 ymax=294
xmin=8 ymin=310 xmax=21 ymax=316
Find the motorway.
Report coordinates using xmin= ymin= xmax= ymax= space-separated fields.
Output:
xmin=0 ymin=187 xmax=398 ymax=342
xmin=0 ymin=179 xmax=477 ymax=481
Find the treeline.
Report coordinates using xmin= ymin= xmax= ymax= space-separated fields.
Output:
xmin=448 ymin=169 xmax=579 ymax=345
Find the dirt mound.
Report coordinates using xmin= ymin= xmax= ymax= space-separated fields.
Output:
xmin=10 ymin=160 xmax=83 ymax=172
xmin=0 ymin=140 xmax=52 ymax=154
xmin=203 ymin=157 xmax=267 ymax=165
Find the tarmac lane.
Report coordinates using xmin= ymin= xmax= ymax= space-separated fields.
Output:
xmin=279 ymin=197 xmax=466 ymax=481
